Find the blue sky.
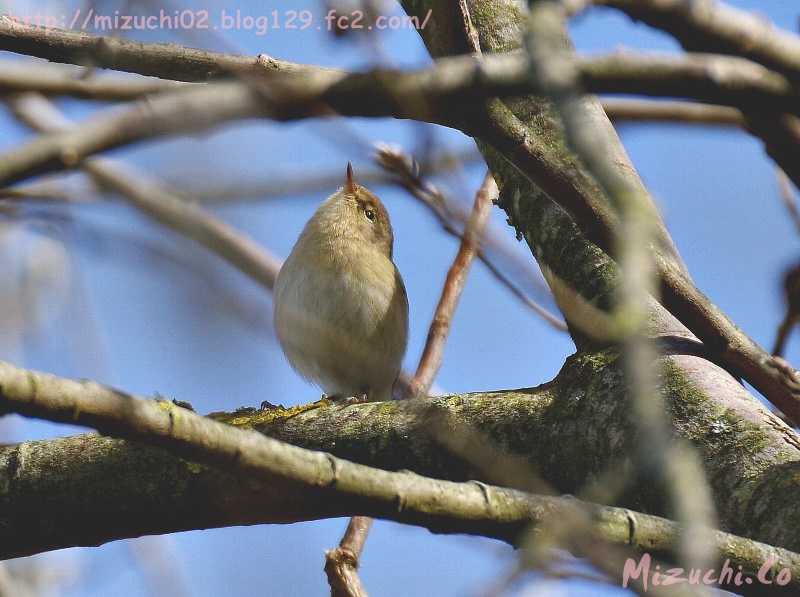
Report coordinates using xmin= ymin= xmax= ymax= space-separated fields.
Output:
xmin=2 ymin=1 xmax=798 ymax=595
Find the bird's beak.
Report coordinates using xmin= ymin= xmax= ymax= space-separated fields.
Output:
xmin=345 ymin=162 xmax=357 ymax=194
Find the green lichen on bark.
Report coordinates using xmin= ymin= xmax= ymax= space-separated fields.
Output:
xmin=195 ymin=346 xmax=800 ymax=551
xmin=660 ymin=359 xmax=800 ymax=548
xmin=4 ymin=343 xmax=800 ymax=557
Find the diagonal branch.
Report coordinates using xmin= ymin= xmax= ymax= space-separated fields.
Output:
xmin=408 ymin=172 xmax=498 ymax=397
xmin=581 ymin=0 xmax=800 ymax=193
xmin=589 ymin=0 xmax=800 ymax=83
xmin=5 ymin=93 xmax=282 ymax=292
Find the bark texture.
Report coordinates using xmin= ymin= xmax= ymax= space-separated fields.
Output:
xmin=4 ymin=348 xmax=800 ymax=558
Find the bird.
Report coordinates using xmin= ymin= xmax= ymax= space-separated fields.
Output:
xmin=273 ymin=163 xmax=408 ymax=402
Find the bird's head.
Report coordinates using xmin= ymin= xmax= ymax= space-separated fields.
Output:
xmin=311 ymin=162 xmax=395 ymax=257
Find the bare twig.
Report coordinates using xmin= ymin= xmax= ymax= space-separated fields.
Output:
xmin=408 ymin=172 xmax=497 ymax=397
xmin=578 ymin=0 xmax=800 ymax=191
xmin=0 ymin=59 xmax=187 ymax=99
xmin=602 ymin=98 xmax=745 ymax=127
xmin=0 ymin=147 xmax=483 ymax=205
xmin=374 ymin=144 xmax=567 ymax=331
xmin=324 ymin=516 xmax=373 ymax=597
xmin=776 ymin=169 xmax=800 ymax=236
xmin=6 ymin=93 xmax=282 ymax=292
xmin=774 ymin=264 xmax=800 ymax=358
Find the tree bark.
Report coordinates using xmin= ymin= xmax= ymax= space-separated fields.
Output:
xmin=3 ymin=347 xmax=800 ymax=560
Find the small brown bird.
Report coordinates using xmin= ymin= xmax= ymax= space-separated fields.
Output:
xmin=273 ymin=163 xmax=408 ymax=402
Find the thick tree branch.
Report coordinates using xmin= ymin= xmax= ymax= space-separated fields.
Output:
xmin=0 ymin=63 xmax=746 ymax=131
xmin=0 ymin=57 xmax=746 ymax=130
xmin=0 ymin=51 xmax=796 ymax=190
xmin=2 ymin=360 xmax=800 ymax=595
xmin=527 ymin=0 xmax=717 ymax=573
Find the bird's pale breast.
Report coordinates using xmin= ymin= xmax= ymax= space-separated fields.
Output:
xmin=274 ymin=240 xmax=408 ymax=401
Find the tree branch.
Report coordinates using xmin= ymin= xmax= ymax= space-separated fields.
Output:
xmin=582 ymin=0 xmax=800 ymax=193
xmin=590 ymin=0 xmax=800 ymax=83
xmin=408 ymin=172 xmax=497 ymax=397
xmin=0 ymin=49 xmax=797 ymax=193
xmin=0 ymin=15 xmax=316 ymax=81
xmin=0 ymin=57 xmax=746 ymax=130
xmin=374 ymin=144 xmax=567 ymax=331
xmin=5 ymin=93 xmax=282 ymax=293
xmin=0 ymin=59 xmax=188 ymax=99
xmin=602 ymin=98 xmax=744 ymax=127
xmin=2 ymin=359 xmax=800 ymax=595
xmin=325 ymin=516 xmax=372 ymax=597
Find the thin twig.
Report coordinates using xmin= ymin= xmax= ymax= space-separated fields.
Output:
xmin=0 ymin=147 xmax=483 ymax=205
xmin=5 ymin=93 xmax=282 ymax=292
xmin=408 ymin=172 xmax=497 ymax=397
xmin=374 ymin=144 xmax=566 ymax=331
xmin=0 ymin=59 xmax=187 ymax=99
xmin=324 ymin=516 xmax=373 ymax=597
xmin=579 ymin=0 xmax=800 ymax=190
xmin=602 ymin=98 xmax=745 ymax=127
xmin=776 ymin=168 xmax=800 ymax=236
xmin=774 ymin=264 xmax=800 ymax=358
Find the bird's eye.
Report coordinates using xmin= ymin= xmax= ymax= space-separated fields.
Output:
xmin=364 ymin=209 xmax=376 ymax=221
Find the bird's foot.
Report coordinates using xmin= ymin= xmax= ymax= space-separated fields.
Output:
xmin=341 ymin=393 xmax=370 ymax=405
